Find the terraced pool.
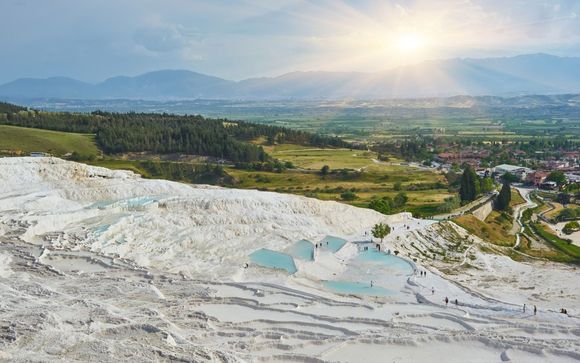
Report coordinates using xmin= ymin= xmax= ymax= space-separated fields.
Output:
xmin=321 ymin=236 xmax=347 ymax=252
xmin=249 ymin=248 xmax=297 ymax=274
xmin=356 ymin=250 xmax=414 ymax=274
xmin=247 ymin=237 xmax=413 ymax=298
xmin=323 ymin=280 xmax=395 ymax=297
xmin=287 ymin=239 xmax=315 ymax=261
xmin=323 ymin=249 xmax=413 ymax=297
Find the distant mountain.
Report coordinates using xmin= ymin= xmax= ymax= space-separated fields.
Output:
xmin=0 ymin=76 xmax=93 ymax=99
xmin=95 ymin=70 xmax=235 ymax=99
xmin=2 ymin=54 xmax=580 ymax=100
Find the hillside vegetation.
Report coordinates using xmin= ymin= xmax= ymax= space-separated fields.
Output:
xmin=0 ymin=106 xmax=352 ymax=162
xmin=0 ymin=101 xmax=453 ymax=216
xmin=0 ymin=125 xmax=98 ymax=156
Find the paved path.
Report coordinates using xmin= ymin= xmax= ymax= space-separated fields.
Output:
xmin=512 ymin=188 xmax=536 ymax=249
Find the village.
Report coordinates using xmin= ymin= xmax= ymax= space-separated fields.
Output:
xmin=431 ymin=143 xmax=580 ymax=191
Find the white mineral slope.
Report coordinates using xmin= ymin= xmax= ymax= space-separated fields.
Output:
xmin=2 ymin=157 xmax=580 ymax=363
xmin=0 ymin=157 xmax=408 ymax=279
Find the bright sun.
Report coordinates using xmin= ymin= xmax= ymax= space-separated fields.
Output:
xmin=394 ymin=33 xmax=427 ymax=53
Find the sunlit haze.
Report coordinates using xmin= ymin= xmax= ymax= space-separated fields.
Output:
xmin=0 ymin=0 xmax=579 ymax=83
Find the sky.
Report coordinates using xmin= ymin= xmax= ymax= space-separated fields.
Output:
xmin=1 ymin=0 xmax=580 ymax=83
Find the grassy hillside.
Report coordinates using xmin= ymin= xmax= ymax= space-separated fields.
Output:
xmin=0 ymin=125 xmax=98 ymax=156
xmin=510 ymin=188 xmax=525 ymax=207
xmin=453 ymin=213 xmax=515 ymax=247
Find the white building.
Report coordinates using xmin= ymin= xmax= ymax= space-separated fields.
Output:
xmin=565 ymin=173 xmax=580 ymax=183
xmin=493 ymin=164 xmax=532 ymax=181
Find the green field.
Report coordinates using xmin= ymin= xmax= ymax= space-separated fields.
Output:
xmin=228 ymin=147 xmax=451 ymax=216
xmin=85 ymin=145 xmax=452 ymax=217
xmin=0 ymin=125 xmax=98 ymax=156
xmin=265 ymin=144 xmax=381 ymax=169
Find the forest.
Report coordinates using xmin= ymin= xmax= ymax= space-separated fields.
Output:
xmin=0 ymin=105 xmax=354 ymax=162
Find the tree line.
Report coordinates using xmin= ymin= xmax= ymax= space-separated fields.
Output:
xmin=0 ymin=102 xmax=27 ymax=114
xmin=0 ymin=104 xmax=355 ymax=163
xmin=459 ymin=166 xmax=511 ymax=211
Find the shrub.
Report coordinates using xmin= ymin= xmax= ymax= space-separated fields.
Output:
xmin=340 ymin=191 xmax=358 ymax=201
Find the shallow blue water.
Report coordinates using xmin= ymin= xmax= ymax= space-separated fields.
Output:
xmin=323 ymin=250 xmax=413 ymax=297
xmin=287 ymin=239 xmax=314 ymax=261
xmin=356 ymin=250 xmax=414 ymax=274
xmin=87 ymin=200 xmax=116 ymax=209
xmin=323 ymin=280 xmax=395 ymax=297
xmin=93 ymin=224 xmax=110 ymax=235
xmin=249 ymin=249 xmax=297 ymax=274
xmin=320 ymin=236 xmax=347 ymax=252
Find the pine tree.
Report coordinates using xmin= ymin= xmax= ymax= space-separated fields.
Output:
xmin=496 ymin=182 xmax=511 ymax=211
xmin=459 ymin=166 xmax=480 ymax=202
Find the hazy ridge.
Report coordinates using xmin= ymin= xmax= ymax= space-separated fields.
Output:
xmin=2 ymin=54 xmax=580 ymax=100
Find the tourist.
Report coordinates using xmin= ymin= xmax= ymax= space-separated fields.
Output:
xmin=523 ymin=304 xmax=526 ymax=313
xmin=445 ymin=297 xmax=449 ymax=306
xmin=533 ymin=305 xmax=537 ymax=315
xmin=431 ymin=287 xmax=435 ymax=295
xmin=454 ymin=299 xmax=458 ymax=306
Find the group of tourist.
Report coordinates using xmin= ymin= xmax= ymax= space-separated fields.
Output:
xmin=414 ymin=269 xmax=428 ymax=277
xmin=444 ymin=297 xmax=459 ymax=306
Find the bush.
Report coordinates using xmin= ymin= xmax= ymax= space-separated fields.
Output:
xmin=340 ymin=191 xmax=358 ymax=201
xmin=369 ymin=197 xmax=394 ymax=215
xmin=68 ymin=151 xmax=96 ymax=161
xmin=393 ymin=192 xmax=408 ymax=207
xmin=557 ymin=208 xmax=578 ymax=221
xmin=437 ymin=196 xmax=460 ymax=213
xmin=563 ymin=221 xmax=580 ymax=235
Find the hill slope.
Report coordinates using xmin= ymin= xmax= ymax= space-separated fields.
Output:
xmin=0 ymin=125 xmax=97 ymax=156
xmin=0 ymin=157 xmax=405 ymax=277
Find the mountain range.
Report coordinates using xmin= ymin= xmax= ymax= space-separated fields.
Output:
xmin=2 ymin=54 xmax=580 ymax=100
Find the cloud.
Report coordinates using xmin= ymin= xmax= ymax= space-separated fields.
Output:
xmin=133 ymin=25 xmax=199 ymax=53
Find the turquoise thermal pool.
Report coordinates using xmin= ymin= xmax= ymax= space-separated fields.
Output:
xmin=249 ymin=248 xmax=297 ymax=274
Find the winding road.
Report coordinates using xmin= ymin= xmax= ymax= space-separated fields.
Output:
xmin=512 ymin=187 xmax=537 ymax=249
